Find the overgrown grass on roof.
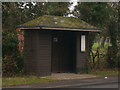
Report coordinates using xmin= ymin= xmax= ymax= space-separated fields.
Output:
xmin=21 ymin=15 xmax=95 ymax=29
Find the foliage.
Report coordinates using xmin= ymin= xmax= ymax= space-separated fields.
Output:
xmin=73 ymin=3 xmax=113 ymax=49
xmin=2 ymin=2 xmax=69 ymax=32
xmin=2 ymin=30 xmax=24 ymax=76
xmin=107 ymin=46 xmax=117 ymax=68
xmin=74 ymin=2 xmax=111 ymax=28
xmin=89 ymin=46 xmax=108 ymax=70
xmin=43 ymin=2 xmax=69 ymax=16
xmin=106 ymin=3 xmax=119 ymax=68
xmin=117 ymin=54 xmax=120 ymax=68
xmin=73 ymin=2 xmax=119 ymax=69
xmin=2 ymin=3 xmax=23 ymax=32
xmin=2 ymin=76 xmax=56 ymax=86
xmin=2 ymin=31 xmax=18 ymax=57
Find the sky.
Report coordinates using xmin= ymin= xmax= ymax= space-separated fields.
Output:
xmin=20 ymin=1 xmax=78 ymax=17
xmin=69 ymin=0 xmax=78 ymax=12
xmin=68 ymin=0 xmax=78 ymax=17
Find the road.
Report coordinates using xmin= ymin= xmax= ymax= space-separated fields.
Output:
xmin=63 ymin=82 xmax=119 ymax=88
xmin=81 ymin=82 xmax=119 ymax=88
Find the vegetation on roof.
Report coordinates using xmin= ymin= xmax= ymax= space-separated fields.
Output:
xmin=20 ymin=15 xmax=95 ymax=29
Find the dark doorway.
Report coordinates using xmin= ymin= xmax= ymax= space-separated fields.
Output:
xmin=52 ymin=31 xmax=76 ymax=73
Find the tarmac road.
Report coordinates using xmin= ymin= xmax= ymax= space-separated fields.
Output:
xmin=80 ymin=82 xmax=119 ymax=88
xmin=63 ymin=81 xmax=119 ymax=88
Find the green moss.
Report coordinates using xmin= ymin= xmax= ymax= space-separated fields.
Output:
xmin=20 ymin=15 xmax=96 ymax=29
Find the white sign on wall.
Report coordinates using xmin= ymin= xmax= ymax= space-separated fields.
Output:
xmin=81 ymin=35 xmax=86 ymax=52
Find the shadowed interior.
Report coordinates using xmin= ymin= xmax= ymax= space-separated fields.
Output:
xmin=52 ymin=31 xmax=76 ymax=73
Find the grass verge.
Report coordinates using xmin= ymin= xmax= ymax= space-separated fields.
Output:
xmin=2 ymin=76 xmax=56 ymax=87
xmin=89 ymin=69 xmax=119 ymax=76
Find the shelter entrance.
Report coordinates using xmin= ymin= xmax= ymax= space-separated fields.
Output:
xmin=52 ymin=31 xmax=76 ymax=73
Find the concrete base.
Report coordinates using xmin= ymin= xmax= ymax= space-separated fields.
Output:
xmin=46 ymin=73 xmax=98 ymax=80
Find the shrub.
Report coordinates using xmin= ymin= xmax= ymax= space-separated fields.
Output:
xmin=2 ymin=31 xmax=24 ymax=76
xmin=107 ymin=46 xmax=118 ymax=68
xmin=116 ymin=47 xmax=120 ymax=68
xmin=89 ymin=43 xmax=108 ymax=70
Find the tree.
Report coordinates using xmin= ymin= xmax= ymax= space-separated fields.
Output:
xmin=42 ymin=2 xmax=69 ymax=16
xmin=73 ymin=2 xmax=119 ymax=68
xmin=2 ymin=3 xmax=21 ymax=32
xmin=2 ymin=2 xmax=69 ymax=32
xmin=74 ymin=3 xmax=114 ymax=48
xmin=106 ymin=2 xmax=119 ymax=68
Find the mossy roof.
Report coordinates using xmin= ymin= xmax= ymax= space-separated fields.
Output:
xmin=20 ymin=15 xmax=97 ymax=29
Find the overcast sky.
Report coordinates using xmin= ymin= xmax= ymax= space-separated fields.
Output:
xmin=69 ymin=0 xmax=78 ymax=12
xmin=68 ymin=0 xmax=78 ymax=17
xmin=20 ymin=1 xmax=78 ymax=17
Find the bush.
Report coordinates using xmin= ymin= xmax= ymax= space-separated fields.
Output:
xmin=2 ymin=31 xmax=24 ymax=76
xmin=90 ymin=42 xmax=119 ymax=70
xmin=107 ymin=46 xmax=118 ymax=68
xmin=2 ymin=55 xmax=24 ymax=76
xmin=89 ymin=43 xmax=108 ymax=70
xmin=116 ymin=47 xmax=120 ymax=68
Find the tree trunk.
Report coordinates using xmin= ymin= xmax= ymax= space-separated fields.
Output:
xmin=100 ymin=36 xmax=106 ymax=48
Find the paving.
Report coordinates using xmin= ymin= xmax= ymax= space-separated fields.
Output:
xmin=46 ymin=73 xmax=98 ymax=80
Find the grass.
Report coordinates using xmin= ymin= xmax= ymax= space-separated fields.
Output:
xmin=2 ymin=76 xmax=56 ymax=87
xmin=89 ymin=69 xmax=120 ymax=76
xmin=2 ymin=70 xmax=119 ymax=87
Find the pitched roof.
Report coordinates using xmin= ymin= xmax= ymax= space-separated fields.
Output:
xmin=19 ymin=15 xmax=101 ymax=32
